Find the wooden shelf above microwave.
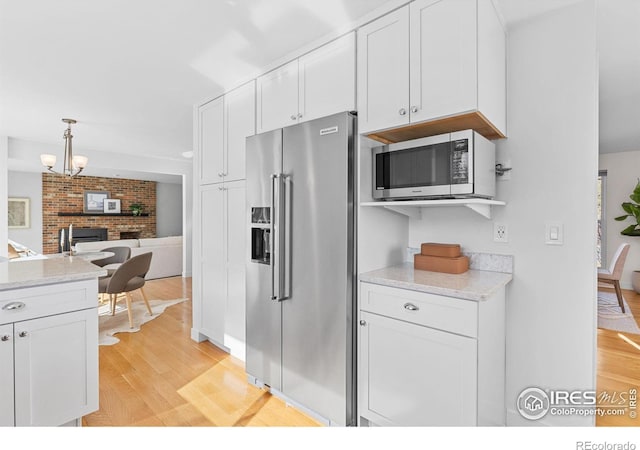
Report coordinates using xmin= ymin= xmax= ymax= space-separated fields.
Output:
xmin=364 ymin=111 xmax=506 ymax=144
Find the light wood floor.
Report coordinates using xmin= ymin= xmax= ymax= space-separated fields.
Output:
xmin=596 ymin=287 xmax=640 ymax=427
xmin=83 ymin=276 xmax=320 ymax=427
xmin=84 ymin=277 xmax=640 ymax=427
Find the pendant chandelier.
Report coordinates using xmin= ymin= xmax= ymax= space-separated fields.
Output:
xmin=40 ymin=118 xmax=88 ymax=177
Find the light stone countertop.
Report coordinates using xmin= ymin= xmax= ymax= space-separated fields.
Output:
xmin=359 ymin=262 xmax=512 ymax=301
xmin=0 ymin=256 xmax=107 ymax=291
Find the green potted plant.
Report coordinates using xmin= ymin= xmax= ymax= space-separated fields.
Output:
xmin=614 ymin=179 xmax=640 ymax=236
xmin=129 ymin=203 xmax=144 ymax=216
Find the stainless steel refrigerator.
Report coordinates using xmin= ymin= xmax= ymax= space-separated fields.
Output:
xmin=245 ymin=111 xmax=356 ymax=426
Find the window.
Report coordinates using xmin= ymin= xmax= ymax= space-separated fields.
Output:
xmin=597 ymin=170 xmax=607 ymax=268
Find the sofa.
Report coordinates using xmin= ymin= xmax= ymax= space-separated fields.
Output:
xmin=75 ymin=236 xmax=183 ymax=280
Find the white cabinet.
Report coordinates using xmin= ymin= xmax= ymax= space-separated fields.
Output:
xmin=257 ymin=32 xmax=355 ymax=133
xmin=0 ymin=323 xmax=14 ymax=426
xmin=0 ymin=280 xmax=98 ymax=427
xmin=356 ymin=7 xmax=410 ymax=134
xmin=196 ymin=181 xmax=246 ymax=360
xmin=198 ymin=80 xmax=255 ymax=184
xmin=357 ymin=0 xmax=506 ymax=140
xmin=358 ymin=282 xmax=505 ymax=426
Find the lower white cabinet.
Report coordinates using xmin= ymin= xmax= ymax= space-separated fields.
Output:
xmin=0 ymin=280 xmax=99 ymax=426
xmin=358 ymin=282 xmax=505 ymax=426
xmin=196 ymin=180 xmax=246 ymax=360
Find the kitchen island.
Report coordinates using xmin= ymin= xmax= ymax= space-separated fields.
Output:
xmin=358 ymin=262 xmax=512 ymax=427
xmin=0 ymin=256 xmax=106 ymax=426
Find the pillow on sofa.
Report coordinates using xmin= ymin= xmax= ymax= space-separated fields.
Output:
xmin=75 ymin=239 xmax=140 ymax=252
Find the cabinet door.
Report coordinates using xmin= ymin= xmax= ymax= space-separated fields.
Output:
xmin=0 ymin=324 xmax=14 ymax=426
xmin=224 ymin=181 xmax=246 ymax=361
xmin=409 ymin=0 xmax=477 ymax=123
xmin=357 ymin=6 xmax=410 ymax=134
xmin=225 ymin=81 xmax=255 ymax=182
xmin=199 ymin=96 xmax=225 ymax=185
xmin=256 ymin=60 xmax=299 ymax=133
xmin=199 ymin=185 xmax=226 ymax=344
xmin=14 ymin=309 xmax=98 ymax=426
xmin=298 ymin=32 xmax=356 ymax=123
xmin=359 ymin=311 xmax=477 ymax=426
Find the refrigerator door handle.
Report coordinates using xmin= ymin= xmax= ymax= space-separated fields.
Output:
xmin=271 ymin=174 xmax=279 ymax=301
xmin=271 ymin=173 xmax=287 ymax=301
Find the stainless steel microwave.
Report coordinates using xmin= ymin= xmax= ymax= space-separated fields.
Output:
xmin=372 ymin=130 xmax=495 ymax=200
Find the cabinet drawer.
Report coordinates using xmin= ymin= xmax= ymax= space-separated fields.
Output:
xmin=0 ymin=280 xmax=97 ymax=325
xmin=360 ymin=282 xmax=477 ymax=337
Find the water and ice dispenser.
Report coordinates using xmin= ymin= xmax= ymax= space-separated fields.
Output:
xmin=250 ymin=207 xmax=270 ymax=265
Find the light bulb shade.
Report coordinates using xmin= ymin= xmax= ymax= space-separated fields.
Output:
xmin=40 ymin=154 xmax=57 ymax=167
xmin=72 ymin=155 xmax=88 ymax=169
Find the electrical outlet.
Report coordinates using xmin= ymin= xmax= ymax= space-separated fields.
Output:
xmin=494 ymin=223 xmax=508 ymax=243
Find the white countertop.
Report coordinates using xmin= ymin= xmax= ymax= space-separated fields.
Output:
xmin=359 ymin=262 xmax=512 ymax=301
xmin=0 ymin=256 xmax=107 ymax=291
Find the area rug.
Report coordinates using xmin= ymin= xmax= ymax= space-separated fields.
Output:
xmin=597 ymin=291 xmax=640 ymax=334
xmin=98 ymin=298 xmax=187 ymax=346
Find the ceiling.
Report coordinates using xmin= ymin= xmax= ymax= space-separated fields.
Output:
xmin=0 ymin=0 xmax=635 ymax=179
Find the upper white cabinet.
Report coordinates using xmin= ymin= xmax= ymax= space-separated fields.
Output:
xmin=358 ymin=0 xmax=506 ymax=142
xmin=198 ymin=96 xmax=224 ymax=185
xmin=198 ymin=80 xmax=256 ymax=185
xmin=357 ymin=7 xmax=410 ymax=134
xmin=257 ymin=32 xmax=356 ymax=133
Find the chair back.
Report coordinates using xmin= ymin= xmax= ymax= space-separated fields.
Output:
xmin=106 ymin=252 xmax=152 ymax=293
xmin=608 ymin=243 xmax=631 ymax=279
xmin=93 ymin=246 xmax=131 ymax=267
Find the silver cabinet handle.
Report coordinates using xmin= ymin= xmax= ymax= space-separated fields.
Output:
xmin=218 ymin=186 xmax=226 ymax=191
xmin=359 ymin=320 xmax=367 ymax=326
xmin=399 ymin=108 xmax=407 ymax=116
xmin=290 ymin=115 xmax=297 ymax=121
xmin=218 ymin=172 xmax=223 ymax=177
xmin=1 ymin=335 xmax=10 ymax=342
xmin=403 ymin=303 xmax=419 ymax=311
xmin=2 ymin=302 xmax=26 ymax=311
xmin=297 ymin=113 xmax=303 ymax=119
xmin=18 ymin=331 xmax=28 ymax=338
xmin=411 ymin=106 xmax=419 ymax=113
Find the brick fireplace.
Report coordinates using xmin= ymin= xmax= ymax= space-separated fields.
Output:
xmin=42 ymin=173 xmax=156 ymax=254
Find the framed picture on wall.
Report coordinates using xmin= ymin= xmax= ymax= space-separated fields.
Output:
xmin=8 ymin=197 xmax=30 ymax=228
xmin=84 ymin=190 xmax=109 ymax=213
xmin=103 ymin=198 xmax=121 ymax=214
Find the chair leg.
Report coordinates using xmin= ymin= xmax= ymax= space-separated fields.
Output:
xmin=613 ymin=280 xmax=626 ymax=313
xmin=125 ymin=292 xmax=134 ymax=328
xmin=140 ymin=287 xmax=153 ymax=316
xmin=110 ymin=294 xmax=116 ymax=315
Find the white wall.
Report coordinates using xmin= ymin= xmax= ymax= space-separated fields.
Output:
xmin=407 ymin=1 xmax=598 ymax=426
xmin=7 ymin=171 xmax=43 ymax=253
xmin=156 ymin=182 xmax=183 ymax=237
xmin=599 ymin=150 xmax=640 ymax=289
xmin=0 ymin=137 xmax=8 ymax=258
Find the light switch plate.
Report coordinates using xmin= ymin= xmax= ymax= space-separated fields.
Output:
xmin=545 ymin=222 xmax=564 ymax=245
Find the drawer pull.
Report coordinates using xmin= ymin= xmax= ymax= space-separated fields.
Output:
xmin=18 ymin=331 xmax=28 ymax=338
xmin=1 ymin=335 xmax=10 ymax=342
xmin=2 ymin=302 xmax=26 ymax=311
xmin=359 ymin=320 xmax=367 ymax=326
xmin=403 ymin=303 xmax=419 ymax=312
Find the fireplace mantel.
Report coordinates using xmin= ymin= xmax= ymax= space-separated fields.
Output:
xmin=57 ymin=212 xmax=150 ymax=217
